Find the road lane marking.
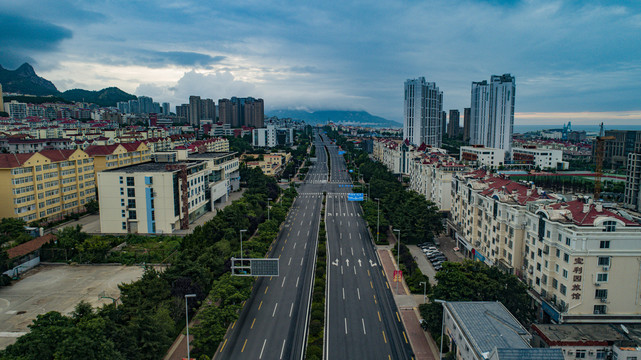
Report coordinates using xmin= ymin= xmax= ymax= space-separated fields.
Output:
xmin=357 ymin=288 xmax=361 ymax=300
xmin=281 ymin=246 xmax=284 ymax=251
xmin=300 ymin=258 xmax=304 ymax=265
xmin=362 ymin=318 xmax=366 ymax=334
xmin=370 ymin=281 xmax=373 ymax=289
xmin=231 ymin=321 xmax=236 ymax=329
xmin=251 ymin=318 xmax=256 ymax=329
xmin=378 ymin=311 xmax=381 ymax=321
xmin=353 ymin=266 xmax=356 ymax=274
xmin=304 ymin=242 xmax=307 ymax=249
xmin=386 ymin=281 xmax=389 ymax=289
xmin=259 ymin=339 xmax=267 ymax=359
xmin=265 ymin=286 xmax=269 ymax=294
xmin=298 ymin=230 xmax=300 ymax=236
xmin=396 ymin=312 xmax=401 ymax=322
xmin=280 ymin=339 xmax=286 ymax=359
xmin=382 ymin=331 xmax=387 ymax=344
xmin=289 ymin=303 xmax=294 ymax=317
xmin=259 ymin=301 xmax=263 ymax=310
xmin=296 ymin=276 xmax=300 ymax=287
xmin=220 ymin=338 xmax=228 ymax=352
xmin=342 ymin=287 xmax=345 ymax=300
xmin=403 ymin=331 xmax=409 ymax=343
xmin=359 ymin=233 xmax=362 ymax=239
xmin=307 ymin=230 xmax=310 ymax=236
xmin=340 ymin=247 xmax=342 ymax=255
xmin=272 ymin=303 xmax=278 ymax=317
xmin=241 ymin=339 xmax=248 ymax=352
xmin=282 ymin=276 xmax=286 ymax=287
xmin=341 ymin=266 xmax=343 ymax=275
xmin=362 ymin=248 xmax=365 ymax=255
xmin=367 ymin=269 xmax=370 ymax=276
xmin=288 ymin=257 xmax=292 ymax=266
xmin=345 ymin=318 xmax=348 ymax=334
xmin=293 ymin=243 xmax=296 ymax=249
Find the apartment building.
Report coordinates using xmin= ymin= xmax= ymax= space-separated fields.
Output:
xmin=511 ymin=147 xmax=568 ymax=170
xmin=252 ymin=125 xmax=294 ymax=147
xmin=97 ymin=158 xmax=209 ymax=234
xmin=460 ymin=146 xmax=505 ymax=169
xmin=408 ymin=152 xmax=466 ymax=211
xmin=189 ymin=151 xmax=241 ymax=193
xmin=624 ymin=152 xmax=641 ymax=213
xmin=0 ymin=149 xmax=96 ymax=223
xmin=241 ymin=152 xmax=291 ymax=177
xmin=450 ymin=171 xmax=641 ymax=323
xmin=84 ymin=142 xmax=152 ymax=173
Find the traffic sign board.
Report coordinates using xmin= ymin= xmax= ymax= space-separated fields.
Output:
xmin=348 ymin=193 xmax=364 ymax=201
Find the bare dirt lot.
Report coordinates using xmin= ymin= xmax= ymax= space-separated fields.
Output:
xmin=0 ymin=264 xmax=144 ymax=350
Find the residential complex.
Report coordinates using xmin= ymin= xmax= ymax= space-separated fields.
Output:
xmin=241 ymin=152 xmax=291 ymax=177
xmin=0 ymin=149 xmax=96 ymax=223
xmin=602 ymin=130 xmax=641 ymax=169
xmin=403 ymin=77 xmax=443 ymax=147
xmin=447 ymin=109 xmax=460 ymax=137
xmin=624 ymin=152 xmax=641 ymax=213
xmin=470 ymin=74 xmax=515 ymax=153
xmin=449 ymin=170 xmax=641 ymax=323
xmin=252 ymin=125 xmax=294 ymax=147
xmin=459 ymin=145 xmax=505 ymax=169
xmin=511 ymin=147 xmax=567 ymax=170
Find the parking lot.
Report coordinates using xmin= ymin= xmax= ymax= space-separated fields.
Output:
xmin=0 ymin=264 xmax=144 ymax=349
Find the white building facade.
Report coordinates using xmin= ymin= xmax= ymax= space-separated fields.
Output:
xmin=470 ymin=74 xmax=515 ymax=153
xmin=403 ymin=77 xmax=443 ymax=148
xmin=512 ymin=147 xmax=568 ymax=170
xmin=460 ymin=146 xmax=505 ymax=169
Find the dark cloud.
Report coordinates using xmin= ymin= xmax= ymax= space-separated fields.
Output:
xmin=0 ymin=14 xmax=72 ymax=68
xmin=146 ymin=51 xmax=226 ymax=68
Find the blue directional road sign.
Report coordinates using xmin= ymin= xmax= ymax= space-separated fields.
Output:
xmin=338 ymin=151 xmax=346 ymax=155
xmin=348 ymin=169 xmax=353 ymax=173
xmin=348 ymin=193 xmax=364 ymax=201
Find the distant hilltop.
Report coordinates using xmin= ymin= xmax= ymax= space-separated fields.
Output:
xmin=267 ymin=109 xmax=401 ymax=128
xmin=0 ymin=63 xmax=136 ymax=107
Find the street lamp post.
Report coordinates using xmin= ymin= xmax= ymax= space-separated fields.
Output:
xmin=375 ymin=198 xmax=380 ymax=244
xmin=267 ymin=198 xmax=272 ymax=221
xmin=185 ymin=294 xmax=197 ymax=360
xmin=239 ymin=229 xmax=247 ymax=260
xmin=434 ymin=299 xmax=446 ymax=359
xmin=393 ymin=228 xmax=401 ymax=295
xmin=420 ymin=281 xmax=427 ymax=304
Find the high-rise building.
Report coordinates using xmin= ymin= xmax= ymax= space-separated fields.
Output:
xmin=441 ymin=111 xmax=447 ymax=140
xmin=189 ymin=96 xmax=202 ymax=127
xmin=602 ymin=130 xmax=641 ymax=169
xmin=624 ymin=152 xmax=641 ymax=212
xmin=128 ymin=99 xmax=139 ymax=114
xmin=201 ymin=98 xmax=215 ymax=120
xmin=447 ymin=109 xmax=460 ymax=137
xmin=220 ymin=97 xmax=264 ymax=128
xmin=176 ymin=104 xmax=190 ymax=122
xmin=0 ymin=83 xmax=4 ymax=114
xmin=162 ymin=102 xmax=170 ymax=115
xmin=463 ymin=107 xmax=471 ymax=141
xmin=469 ymin=74 xmax=515 ymax=152
xmin=138 ymin=96 xmax=154 ymax=114
xmin=117 ymin=101 xmax=129 ymax=114
xmin=403 ymin=77 xmax=443 ymax=147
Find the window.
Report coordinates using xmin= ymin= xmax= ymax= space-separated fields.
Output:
xmin=537 ymin=263 xmax=541 ymax=271
xmin=596 ymin=350 xmax=606 ymax=359
xmin=597 ymin=273 xmax=609 ymax=282
xmin=562 ymin=269 xmax=568 ymax=278
xmin=128 ymin=199 xmax=136 ymax=208
xmin=564 ymin=253 xmax=570 ymax=263
xmin=556 ymin=249 xmax=560 ymax=258
xmin=603 ymin=220 xmax=617 ymax=232
xmin=126 ymin=177 xmax=134 ymax=186
xmin=566 ymin=238 xmax=571 ymax=246
xmin=595 ymin=289 xmax=608 ymax=299
xmin=119 ymin=176 xmax=123 ymax=184
xmin=575 ymin=350 xmax=586 ymax=359
xmin=127 ymin=188 xmax=135 ymax=197
xmin=598 ymin=256 xmax=610 ymax=266
xmin=594 ymin=305 xmax=607 ymax=314
xmin=122 ymin=222 xmax=126 ymax=230
xmin=560 ymin=284 xmax=567 ymax=295
xmin=538 ymin=249 xmax=542 ymax=257
xmin=128 ymin=210 xmax=137 ymax=219
xmin=558 ymin=234 xmax=562 ymax=242
xmin=600 ymin=241 xmax=610 ymax=249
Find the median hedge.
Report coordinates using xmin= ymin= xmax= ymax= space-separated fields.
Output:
xmin=306 ymin=193 xmax=326 ymax=360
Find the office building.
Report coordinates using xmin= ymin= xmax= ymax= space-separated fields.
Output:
xmin=442 ymin=301 xmax=564 ymax=360
xmin=463 ymin=107 xmax=471 ymax=141
xmin=162 ymin=102 xmax=170 ymax=115
xmin=403 ymin=77 xmax=443 ymax=147
xmin=0 ymin=149 xmax=96 ymax=223
xmin=448 ymin=109 xmax=460 ymax=137
xmin=470 ymin=74 xmax=515 ymax=153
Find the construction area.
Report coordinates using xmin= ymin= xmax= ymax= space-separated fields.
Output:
xmin=0 ymin=264 xmax=144 ymax=350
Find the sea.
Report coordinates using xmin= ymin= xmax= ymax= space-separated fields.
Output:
xmin=513 ymin=124 xmax=641 ymax=134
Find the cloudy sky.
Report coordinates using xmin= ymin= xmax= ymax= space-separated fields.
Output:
xmin=1 ymin=0 xmax=640 ymax=125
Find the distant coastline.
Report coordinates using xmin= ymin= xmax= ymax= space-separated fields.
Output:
xmin=513 ymin=124 xmax=641 ymax=134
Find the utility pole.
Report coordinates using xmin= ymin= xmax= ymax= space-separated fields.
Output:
xmin=375 ymin=198 xmax=380 ymax=244
xmin=240 ymin=229 xmax=247 ymax=261
xmin=267 ymin=198 xmax=272 ymax=221
xmin=185 ymin=294 xmax=196 ymax=360
xmin=394 ymin=228 xmax=401 ymax=295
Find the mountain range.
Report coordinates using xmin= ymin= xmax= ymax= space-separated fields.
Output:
xmin=266 ymin=109 xmax=400 ymax=128
xmin=0 ymin=63 xmax=136 ymax=107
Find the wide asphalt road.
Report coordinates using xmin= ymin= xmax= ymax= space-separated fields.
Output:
xmin=323 ymin=139 xmax=414 ymax=359
xmin=217 ymin=132 xmax=327 ymax=360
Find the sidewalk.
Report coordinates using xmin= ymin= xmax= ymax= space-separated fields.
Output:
xmin=377 ymin=247 xmax=439 ymax=360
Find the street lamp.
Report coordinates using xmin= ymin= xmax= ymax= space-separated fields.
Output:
xmin=239 ymin=229 xmax=247 ymax=260
xmin=393 ymin=228 xmax=401 ymax=295
xmin=433 ymin=299 xmax=446 ymax=360
xmin=267 ymin=198 xmax=272 ymax=221
xmin=366 ymin=182 xmax=370 ymax=200
xmin=375 ymin=198 xmax=380 ymax=244
xmin=419 ymin=281 xmax=427 ymax=304
xmin=185 ymin=294 xmax=197 ymax=360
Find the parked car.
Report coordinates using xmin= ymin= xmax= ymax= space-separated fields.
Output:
xmin=426 ymin=246 xmax=438 ymax=251
xmin=430 ymin=256 xmax=447 ymax=263
xmin=434 ymin=265 xmax=443 ymax=271
xmin=427 ymin=252 xmax=444 ymax=260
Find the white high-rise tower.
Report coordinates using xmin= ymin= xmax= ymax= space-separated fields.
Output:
xmin=470 ymin=74 xmax=515 ymax=152
xmin=403 ymin=77 xmax=443 ymax=147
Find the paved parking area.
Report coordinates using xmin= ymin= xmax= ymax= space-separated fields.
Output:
xmin=0 ymin=264 xmax=144 ymax=349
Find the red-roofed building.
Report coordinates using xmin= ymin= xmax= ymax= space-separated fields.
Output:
xmin=2 ymin=234 xmax=57 ymax=277
xmin=450 ymin=171 xmax=641 ymax=324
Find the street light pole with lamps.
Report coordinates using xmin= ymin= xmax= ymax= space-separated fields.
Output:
xmin=184 ymin=294 xmax=197 ymax=360
xmin=239 ymin=229 xmax=247 ymax=261
xmin=267 ymin=198 xmax=272 ymax=221
xmin=375 ymin=198 xmax=380 ymax=244
xmin=433 ymin=299 xmax=446 ymax=360
xmin=419 ymin=281 xmax=427 ymax=304
xmin=393 ymin=228 xmax=401 ymax=295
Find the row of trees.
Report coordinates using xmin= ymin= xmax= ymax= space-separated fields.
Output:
xmin=306 ymin=194 xmax=327 ymax=360
xmin=0 ymin=165 xmax=299 ymax=360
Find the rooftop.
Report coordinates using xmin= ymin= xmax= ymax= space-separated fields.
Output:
xmin=532 ymin=323 xmax=630 ymax=346
xmin=188 ymin=151 xmax=237 ymax=159
xmin=488 ymin=348 xmax=564 ymax=360
xmin=102 ymin=160 xmax=204 ymax=173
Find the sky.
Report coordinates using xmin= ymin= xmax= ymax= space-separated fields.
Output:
xmin=1 ymin=0 xmax=640 ymax=125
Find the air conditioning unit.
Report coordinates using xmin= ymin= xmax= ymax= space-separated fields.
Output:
xmin=594 ymin=282 xmax=600 ymax=287
xmin=603 ymin=266 xmax=610 ymax=271
xmin=600 ymin=298 xmax=608 ymax=303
